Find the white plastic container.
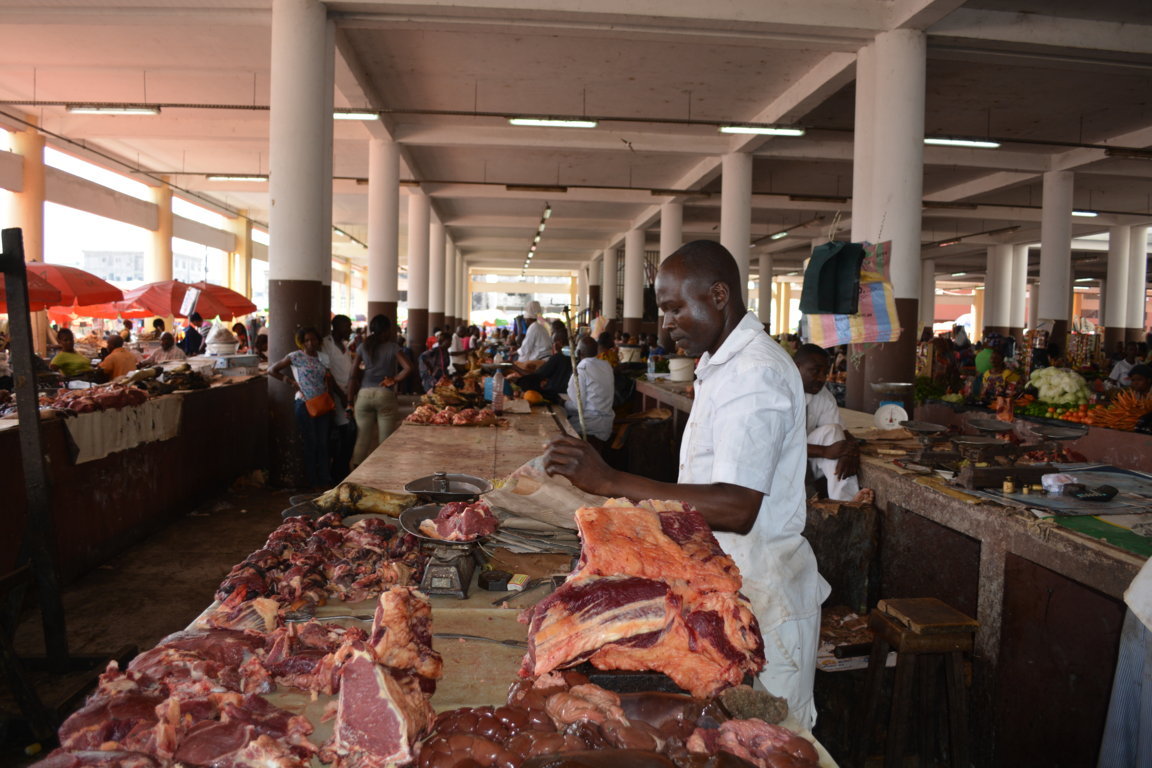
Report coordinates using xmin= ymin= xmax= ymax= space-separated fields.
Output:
xmin=669 ymin=357 xmax=696 ymax=382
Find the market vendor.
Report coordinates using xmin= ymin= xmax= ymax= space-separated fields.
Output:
xmin=179 ymin=312 xmax=204 ymax=356
xmin=515 ymin=300 xmax=552 ymax=364
xmin=1126 ymin=363 xmax=1151 ymax=395
xmin=508 ymin=326 xmax=572 ymax=403
xmin=565 ymin=334 xmax=615 ymax=443
xmin=97 ymin=334 xmax=137 ymax=380
xmin=544 ymin=240 xmax=828 ymax=729
xmin=418 ymin=331 xmax=452 ymax=392
xmin=1108 ymin=342 xmax=1140 ymax=388
xmin=49 ymin=328 xmax=93 ymax=377
xmin=980 ymin=347 xmax=1020 ymax=399
xmin=145 ymin=332 xmax=187 ymax=363
xmin=792 ymin=343 xmax=864 ymax=502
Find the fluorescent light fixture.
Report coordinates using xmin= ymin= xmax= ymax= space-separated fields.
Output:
xmin=533 ymin=235 xmax=541 ymax=244
xmin=770 ymin=231 xmax=789 ymax=241
xmin=543 ymin=206 xmax=552 ymax=219
xmin=538 ymin=223 xmax=546 ymax=232
xmin=508 ymin=117 xmax=598 ymax=128
xmin=333 ymin=110 xmax=378 ymax=121
xmin=1105 ymin=147 xmax=1152 ymax=161
xmin=1072 ymin=210 xmax=1098 ymax=217
xmin=938 ymin=239 xmax=961 ymax=247
xmin=924 ymin=137 xmax=1000 ymax=149
xmin=951 ymin=271 xmax=968 ymax=277
xmin=1075 ymin=277 xmax=1095 ymax=282
xmin=719 ymin=125 xmax=805 ymax=136
xmin=206 ymin=174 xmax=268 ymax=182
xmin=66 ymin=104 xmax=160 ymax=115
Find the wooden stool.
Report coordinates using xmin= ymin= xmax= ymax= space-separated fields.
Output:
xmin=854 ymin=598 xmax=978 ymax=768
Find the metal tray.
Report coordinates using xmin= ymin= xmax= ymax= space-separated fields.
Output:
xmin=399 ymin=503 xmax=492 ymax=546
xmin=404 ymin=472 xmax=492 ymax=502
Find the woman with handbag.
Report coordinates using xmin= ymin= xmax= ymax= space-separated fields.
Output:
xmin=348 ymin=314 xmax=414 ymax=467
xmin=270 ymin=326 xmax=337 ymax=489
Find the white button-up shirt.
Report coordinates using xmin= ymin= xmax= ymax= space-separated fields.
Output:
xmin=679 ymin=311 xmax=829 ymax=630
xmin=805 ymin=386 xmax=841 ymax=435
xmin=518 ymin=320 xmax=552 ymax=361
xmin=566 ymin=357 xmax=615 ymax=441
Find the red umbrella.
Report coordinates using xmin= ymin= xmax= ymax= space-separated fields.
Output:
xmin=189 ymin=281 xmax=257 ymax=318
xmin=115 ymin=280 xmax=241 ymax=320
xmin=0 ymin=270 xmax=64 ymax=312
xmin=68 ymin=300 xmax=154 ymax=320
xmin=27 ymin=263 xmax=123 ymax=306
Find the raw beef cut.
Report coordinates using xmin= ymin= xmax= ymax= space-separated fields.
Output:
xmin=520 ymin=501 xmax=764 ymax=698
xmin=369 ymin=586 xmax=444 ymax=690
xmin=417 ymin=500 xmax=499 ymax=541
xmin=323 ymin=647 xmax=435 ymax=768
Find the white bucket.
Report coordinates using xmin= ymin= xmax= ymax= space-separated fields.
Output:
xmin=669 ymin=357 xmax=696 ymax=382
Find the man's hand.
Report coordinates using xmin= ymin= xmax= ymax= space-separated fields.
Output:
xmin=543 ymin=435 xmax=615 ymax=496
xmin=825 ymin=439 xmax=860 ymax=480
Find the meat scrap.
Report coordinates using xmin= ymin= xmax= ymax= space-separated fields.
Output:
xmin=686 ymin=720 xmax=820 ymax=768
xmin=520 ymin=501 xmax=764 ymax=699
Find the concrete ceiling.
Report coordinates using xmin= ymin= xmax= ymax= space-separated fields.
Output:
xmin=0 ymin=0 xmax=1149 ymax=283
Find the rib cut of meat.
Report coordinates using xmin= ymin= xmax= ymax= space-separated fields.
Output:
xmin=324 ymin=647 xmax=434 ymax=767
xmin=520 ymin=501 xmax=764 ymax=699
xmin=521 ymin=577 xmax=677 ymax=677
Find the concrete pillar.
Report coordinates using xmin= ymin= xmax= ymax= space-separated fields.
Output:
xmin=1127 ymin=225 xmax=1149 ymax=341
xmin=658 ymin=203 xmax=683 ymax=348
xmin=986 ymin=244 xmax=1013 ymax=336
xmin=587 ymin=254 xmax=602 ymax=318
xmin=267 ymin=0 xmax=332 ymax=486
xmin=602 ymin=246 xmax=619 ymax=326
xmin=623 ymin=228 xmax=645 ymax=337
xmin=721 ymin=153 xmax=752 ymax=301
xmin=577 ymin=266 xmax=588 ymax=314
xmin=1104 ymin=226 xmax=1130 ymax=350
xmin=1028 ymin=280 xmax=1040 ymax=333
xmin=406 ymin=189 xmax=430 ymax=357
xmin=458 ymin=251 xmax=469 ymax=326
xmin=367 ymin=138 xmax=400 ymax=321
xmin=919 ymin=258 xmax=935 ymax=333
xmin=318 ymin=18 xmax=335 ymax=333
xmin=148 ymin=179 xmax=174 ymax=284
xmin=230 ymin=211 xmax=252 ymax=299
xmin=444 ymin=239 xmax=456 ymax=331
xmin=428 ymin=217 xmax=446 ymax=334
xmin=660 ymin=202 xmax=683 ymax=262
xmin=1008 ymin=245 xmax=1028 ymax=338
xmin=757 ymin=252 xmax=774 ymax=328
xmin=9 ymin=124 xmax=49 ymax=354
xmin=847 ymin=42 xmax=876 ymax=411
xmin=861 ymin=29 xmax=926 ymax=411
xmin=1037 ymin=170 xmax=1074 ymax=347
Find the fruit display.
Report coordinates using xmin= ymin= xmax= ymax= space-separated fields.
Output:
xmin=1027 ymin=367 xmax=1092 ymax=405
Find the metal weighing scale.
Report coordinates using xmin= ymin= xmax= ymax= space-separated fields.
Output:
xmin=871 ymin=382 xmax=915 ymax=429
xmin=400 ymin=472 xmax=495 ymax=599
xmin=899 ymin=420 xmax=957 ymax=464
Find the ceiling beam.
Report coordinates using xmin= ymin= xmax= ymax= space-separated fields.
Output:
xmin=394 ymin=123 xmax=731 ymax=155
xmin=929 ymin=9 xmax=1152 ymax=56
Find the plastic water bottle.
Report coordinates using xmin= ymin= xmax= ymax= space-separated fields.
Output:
xmin=647 ymin=356 xmax=656 ymax=376
xmin=492 ymin=370 xmax=505 ymax=415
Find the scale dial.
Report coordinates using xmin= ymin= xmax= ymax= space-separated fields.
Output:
xmin=874 ymin=403 xmax=909 ymax=430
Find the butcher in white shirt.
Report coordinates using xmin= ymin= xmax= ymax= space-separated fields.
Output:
xmin=544 ymin=240 xmax=828 ymax=728
xmin=517 ymin=300 xmax=552 ymax=363
xmin=565 ymin=335 xmax=615 ymax=442
xmin=792 ymin=343 xmax=862 ymax=502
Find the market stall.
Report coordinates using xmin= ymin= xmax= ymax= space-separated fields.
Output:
xmin=30 ymin=394 xmax=836 ymax=768
xmin=0 ymin=375 xmax=268 ymax=584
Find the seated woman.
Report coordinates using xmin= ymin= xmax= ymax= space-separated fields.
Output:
xmin=49 ymin=328 xmax=93 ymax=378
xmin=508 ymin=326 xmax=571 ymax=403
xmin=595 ymin=332 xmax=619 ymax=367
xmin=981 ymin=347 xmax=1021 ymax=401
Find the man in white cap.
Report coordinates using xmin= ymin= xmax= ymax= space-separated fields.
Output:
xmin=517 ymin=300 xmax=552 ymax=363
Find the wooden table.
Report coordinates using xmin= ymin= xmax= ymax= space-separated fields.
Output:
xmin=344 ymin=404 xmax=565 ymax=711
